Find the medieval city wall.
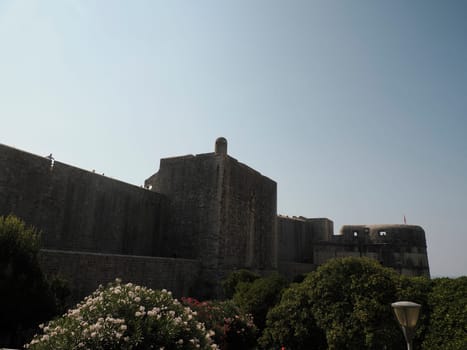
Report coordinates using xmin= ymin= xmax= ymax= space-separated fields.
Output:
xmin=39 ymin=249 xmax=200 ymax=301
xmin=278 ymin=216 xmax=334 ymax=264
xmin=1 ymin=139 xmax=430 ymax=300
xmin=277 ymin=217 xmax=430 ymax=278
xmin=0 ymin=144 xmax=170 ymax=257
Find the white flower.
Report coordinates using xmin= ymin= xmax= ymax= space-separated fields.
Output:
xmin=147 ymin=310 xmax=157 ymax=317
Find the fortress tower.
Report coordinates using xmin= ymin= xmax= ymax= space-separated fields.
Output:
xmin=145 ymin=137 xmax=277 ymax=297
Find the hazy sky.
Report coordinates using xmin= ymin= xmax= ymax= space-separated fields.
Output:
xmin=1 ymin=1 xmax=466 ymax=277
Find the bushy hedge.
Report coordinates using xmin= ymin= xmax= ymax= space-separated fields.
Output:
xmin=26 ymin=280 xmax=218 ymax=350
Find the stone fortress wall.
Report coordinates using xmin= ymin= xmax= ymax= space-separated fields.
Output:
xmin=0 ymin=143 xmax=196 ymax=300
xmin=0 ymin=139 xmax=429 ymax=300
xmin=277 ymin=216 xmax=429 ymax=278
xmin=0 ymin=144 xmax=170 ymax=256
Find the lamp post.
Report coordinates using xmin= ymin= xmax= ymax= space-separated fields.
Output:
xmin=391 ymin=301 xmax=421 ymax=350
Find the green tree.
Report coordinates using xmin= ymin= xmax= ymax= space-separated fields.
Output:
xmin=221 ymin=269 xmax=260 ymax=299
xmin=397 ymin=275 xmax=432 ymax=349
xmin=260 ymin=282 xmax=327 ymax=350
xmin=0 ymin=215 xmax=58 ymax=347
xmin=422 ymin=277 xmax=467 ymax=350
xmin=307 ymin=257 xmax=405 ymax=350
xmin=233 ymin=273 xmax=288 ymax=331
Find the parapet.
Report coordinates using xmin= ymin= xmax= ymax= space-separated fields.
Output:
xmin=339 ymin=224 xmax=427 ymax=246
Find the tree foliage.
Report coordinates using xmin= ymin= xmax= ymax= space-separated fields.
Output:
xmin=260 ymin=282 xmax=327 ymax=350
xmin=0 ymin=215 xmax=59 ymax=346
xmin=307 ymin=257 xmax=406 ymax=349
xmin=221 ymin=269 xmax=260 ymax=299
xmin=260 ymin=257 xmax=419 ymax=350
xmin=422 ymin=277 xmax=467 ymax=350
xmin=233 ymin=273 xmax=288 ymax=331
xmin=398 ymin=275 xmax=432 ymax=348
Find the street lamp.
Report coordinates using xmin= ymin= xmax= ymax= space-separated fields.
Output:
xmin=391 ymin=301 xmax=421 ymax=350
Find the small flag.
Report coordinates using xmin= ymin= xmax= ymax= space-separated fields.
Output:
xmin=403 ymin=215 xmax=407 ymax=224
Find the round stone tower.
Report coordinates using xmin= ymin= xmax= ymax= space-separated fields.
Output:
xmin=215 ymin=137 xmax=228 ymax=155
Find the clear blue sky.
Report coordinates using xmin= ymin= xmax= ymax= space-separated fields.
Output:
xmin=1 ymin=1 xmax=466 ymax=277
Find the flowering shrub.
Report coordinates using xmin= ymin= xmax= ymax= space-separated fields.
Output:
xmin=181 ymin=298 xmax=257 ymax=349
xmin=26 ymin=279 xmax=218 ymax=350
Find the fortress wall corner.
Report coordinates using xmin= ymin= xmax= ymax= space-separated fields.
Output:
xmin=220 ymin=156 xmax=277 ymax=270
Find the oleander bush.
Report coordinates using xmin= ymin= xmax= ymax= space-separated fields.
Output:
xmin=26 ymin=279 xmax=218 ymax=350
xmin=182 ymin=297 xmax=257 ymax=349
